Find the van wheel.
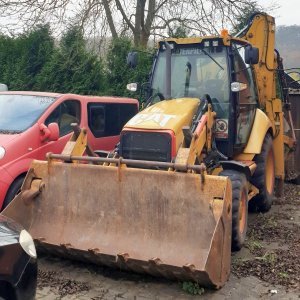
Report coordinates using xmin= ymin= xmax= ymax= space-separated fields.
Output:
xmin=220 ymin=170 xmax=248 ymax=251
xmin=2 ymin=176 xmax=24 ymax=209
xmin=249 ymin=134 xmax=275 ymax=213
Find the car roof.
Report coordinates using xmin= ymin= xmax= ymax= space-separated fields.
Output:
xmin=0 ymin=91 xmax=62 ymax=97
xmin=0 ymin=91 xmax=138 ymax=104
xmin=85 ymin=95 xmax=138 ymax=104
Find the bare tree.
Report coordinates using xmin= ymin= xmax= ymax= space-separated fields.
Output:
xmin=0 ymin=0 xmax=263 ymax=47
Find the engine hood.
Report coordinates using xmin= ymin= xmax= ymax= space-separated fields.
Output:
xmin=124 ymin=98 xmax=200 ymax=134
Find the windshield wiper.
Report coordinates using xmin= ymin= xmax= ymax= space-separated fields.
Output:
xmin=201 ymin=49 xmax=224 ymax=70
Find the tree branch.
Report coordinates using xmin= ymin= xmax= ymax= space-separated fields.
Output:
xmin=115 ymin=0 xmax=135 ymax=32
xmin=102 ymin=0 xmax=118 ymax=38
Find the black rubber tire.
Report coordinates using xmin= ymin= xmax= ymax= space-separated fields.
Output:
xmin=2 ymin=176 xmax=24 ymax=210
xmin=219 ymin=170 xmax=248 ymax=251
xmin=249 ymin=134 xmax=275 ymax=213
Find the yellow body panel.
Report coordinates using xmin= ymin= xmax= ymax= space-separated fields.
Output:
xmin=125 ymin=98 xmax=200 ymax=151
xmin=243 ymin=109 xmax=273 ymax=154
xmin=241 ymin=13 xmax=287 ymax=182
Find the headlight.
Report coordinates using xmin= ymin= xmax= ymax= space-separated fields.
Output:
xmin=0 ymin=146 xmax=5 ymax=159
xmin=19 ymin=229 xmax=37 ymax=258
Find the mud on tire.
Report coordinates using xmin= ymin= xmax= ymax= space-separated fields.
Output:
xmin=220 ymin=170 xmax=248 ymax=251
xmin=249 ymin=133 xmax=275 ymax=213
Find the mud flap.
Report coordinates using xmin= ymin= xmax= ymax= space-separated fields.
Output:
xmin=2 ymin=160 xmax=232 ymax=288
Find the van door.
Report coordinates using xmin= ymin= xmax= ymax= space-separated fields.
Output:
xmin=37 ymin=99 xmax=81 ymax=159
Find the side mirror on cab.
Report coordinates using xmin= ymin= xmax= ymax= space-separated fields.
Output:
xmin=127 ymin=52 xmax=138 ymax=68
xmin=40 ymin=123 xmax=59 ymax=142
xmin=126 ymin=83 xmax=138 ymax=92
xmin=244 ymin=45 xmax=259 ymax=65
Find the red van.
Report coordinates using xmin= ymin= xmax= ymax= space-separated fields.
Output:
xmin=0 ymin=91 xmax=138 ymax=209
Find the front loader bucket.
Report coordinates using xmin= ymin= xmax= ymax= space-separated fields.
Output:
xmin=2 ymin=160 xmax=232 ymax=288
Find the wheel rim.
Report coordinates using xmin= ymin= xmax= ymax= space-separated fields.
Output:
xmin=265 ymin=149 xmax=275 ymax=195
xmin=239 ymin=190 xmax=247 ymax=234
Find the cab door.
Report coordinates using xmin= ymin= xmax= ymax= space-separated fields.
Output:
xmin=232 ymin=44 xmax=258 ymax=149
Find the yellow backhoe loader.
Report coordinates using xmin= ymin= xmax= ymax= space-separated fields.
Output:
xmin=2 ymin=13 xmax=297 ymax=288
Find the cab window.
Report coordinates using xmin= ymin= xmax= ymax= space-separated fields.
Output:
xmin=233 ymin=45 xmax=257 ymax=105
xmin=232 ymin=43 xmax=258 ymax=146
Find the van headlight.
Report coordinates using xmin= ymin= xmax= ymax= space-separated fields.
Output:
xmin=19 ymin=229 xmax=37 ymax=258
xmin=0 ymin=146 xmax=5 ymax=159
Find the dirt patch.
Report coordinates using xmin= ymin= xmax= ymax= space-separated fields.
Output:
xmin=274 ymin=182 xmax=300 ymax=206
xmin=38 ymin=269 xmax=90 ymax=297
xmin=232 ymin=183 xmax=300 ymax=291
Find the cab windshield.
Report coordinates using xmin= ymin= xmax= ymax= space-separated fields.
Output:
xmin=151 ymin=44 xmax=229 ymax=117
xmin=0 ymin=94 xmax=56 ymax=133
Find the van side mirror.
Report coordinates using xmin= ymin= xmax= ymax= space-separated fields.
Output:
xmin=245 ymin=45 xmax=259 ymax=65
xmin=127 ymin=52 xmax=138 ymax=68
xmin=48 ymin=123 xmax=59 ymax=141
xmin=40 ymin=123 xmax=59 ymax=142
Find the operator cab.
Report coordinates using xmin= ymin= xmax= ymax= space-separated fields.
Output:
xmin=148 ymin=38 xmax=259 ymax=158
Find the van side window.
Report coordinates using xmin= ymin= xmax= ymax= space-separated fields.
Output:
xmin=45 ymin=100 xmax=81 ymax=136
xmin=90 ymin=105 xmax=105 ymax=136
xmin=88 ymin=103 xmax=137 ymax=138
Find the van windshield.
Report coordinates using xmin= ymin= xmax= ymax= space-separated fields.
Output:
xmin=0 ymin=94 xmax=56 ymax=133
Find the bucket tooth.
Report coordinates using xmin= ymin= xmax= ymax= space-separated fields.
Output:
xmin=183 ymin=264 xmax=196 ymax=273
xmin=36 ymin=237 xmax=46 ymax=242
xmin=60 ymin=243 xmax=72 ymax=249
xmin=149 ymin=257 xmax=162 ymax=266
xmin=88 ymin=248 xmax=100 ymax=255
xmin=116 ymin=253 xmax=129 ymax=263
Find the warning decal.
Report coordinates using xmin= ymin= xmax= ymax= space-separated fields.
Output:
xmin=215 ymin=119 xmax=228 ymax=138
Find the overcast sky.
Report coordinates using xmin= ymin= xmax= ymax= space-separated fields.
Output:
xmin=258 ymin=0 xmax=300 ymax=26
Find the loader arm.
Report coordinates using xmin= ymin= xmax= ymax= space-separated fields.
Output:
xmin=175 ymin=103 xmax=215 ymax=167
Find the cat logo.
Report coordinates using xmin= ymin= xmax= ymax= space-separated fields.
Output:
xmin=127 ymin=113 xmax=176 ymax=127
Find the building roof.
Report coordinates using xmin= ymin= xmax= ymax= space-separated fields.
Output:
xmin=285 ymin=72 xmax=300 ymax=94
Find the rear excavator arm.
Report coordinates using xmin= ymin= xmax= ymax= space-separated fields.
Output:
xmin=239 ymin=13 xmax=276 ymax=109
xmin=239 ymin=13 xmax=296 ymax=183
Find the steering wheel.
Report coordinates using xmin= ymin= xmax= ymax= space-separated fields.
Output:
xmin=200 ymin=94 xmax=226 ymax=118
xmin=144 ymin=92 xmax=165 ymax=107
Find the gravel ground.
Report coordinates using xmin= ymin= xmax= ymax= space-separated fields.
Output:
xmin=36 ymin=183 xmax=300 ymax=299
xmin=232 ymin=184 xmax=300 ymax=291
